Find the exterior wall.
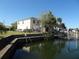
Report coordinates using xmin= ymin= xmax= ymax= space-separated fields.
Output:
xmin=17 ymin=19 xmax=31 ymax=31
xmin=17 ymin=18 xmax=41 ymax=32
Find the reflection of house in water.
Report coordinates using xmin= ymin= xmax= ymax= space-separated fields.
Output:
xmin=22 ymin=46 xmax=30 ymax=52
xmin=67 ymin=29 xmax=79 ymax=39
xmin=66 ymin=40 xmax=79 ymax=52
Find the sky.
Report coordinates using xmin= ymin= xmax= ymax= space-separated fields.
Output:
xmin=0 ymin=0 xmax=79 ymax=28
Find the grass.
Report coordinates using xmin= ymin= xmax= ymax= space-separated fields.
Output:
xmin=0 ymin=31 xmax=43 ymax=40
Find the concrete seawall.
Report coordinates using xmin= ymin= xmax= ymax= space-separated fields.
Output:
xmin=0 ymin=34 xmax=45 ymax=59
xmin=1 ymin=39 xmax=26 ymax=59
xmin=0 ymin=35 xmax=25 ymax=50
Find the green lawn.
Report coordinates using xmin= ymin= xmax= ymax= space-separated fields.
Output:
xmin=0 ymin=31 xmax=43 ymax=40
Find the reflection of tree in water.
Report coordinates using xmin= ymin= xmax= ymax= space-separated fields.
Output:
xmin=30 ymin=40 xmax=66 ymax=59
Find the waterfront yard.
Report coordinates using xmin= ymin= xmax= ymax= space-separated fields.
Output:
xmin=0 ymin=31 xmax=43 ymax=40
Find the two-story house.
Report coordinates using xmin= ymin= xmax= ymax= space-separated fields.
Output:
xmin=17 ymin=17 xmax=41 ymax=32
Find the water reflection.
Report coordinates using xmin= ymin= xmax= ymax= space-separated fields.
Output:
xmin=13 ymin=40 xmax=79 ymax=59
xmin=66 ymin=40 xmax=79 ymax=52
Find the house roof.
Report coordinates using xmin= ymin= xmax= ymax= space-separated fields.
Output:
xmin=17 ymin=17 xmax=39 ymax=22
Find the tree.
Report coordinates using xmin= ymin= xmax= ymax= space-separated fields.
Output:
xmin=57 ymin=17 xmax=66 ymax=29
xmin=0 ymin=22 xmax=7 ymax=34
xmin=10 ymin=22 xmax=17 ymax=31
xmin=57 ymin=17 xmax=62 ymax=24
xmin=40 ymin=11 xmax=57 ymax=38
xmin=0 ymin=22 xmax=4 ymax=30
xmin=61 ymin=23 xmax=66 ymax=29
xmin=40 ymin=11 xmax=57 ymax=32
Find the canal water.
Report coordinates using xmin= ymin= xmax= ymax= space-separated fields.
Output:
xmin=12 ymin=40 xmax=79 ymax=59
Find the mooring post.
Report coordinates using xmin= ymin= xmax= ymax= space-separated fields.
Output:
xmin=25 ymin=33 xmax=27 ymax=36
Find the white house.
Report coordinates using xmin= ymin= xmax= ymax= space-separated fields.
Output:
xmin=67 ymin=29 xmax=79 ymax=39
xmin=17 ymin=17 xmax=41 ymax=32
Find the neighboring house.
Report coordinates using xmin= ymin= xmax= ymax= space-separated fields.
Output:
xmin=17 ymin=17 xmax=41 ymax=32
xmin=67 ymin=29 xmax=79 ymax=39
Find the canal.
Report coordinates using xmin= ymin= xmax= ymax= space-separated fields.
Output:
xmin=12 ymin=39 xmax=79 ymax=59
